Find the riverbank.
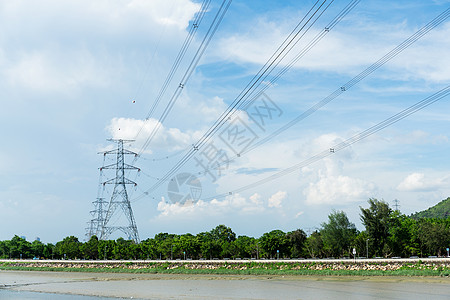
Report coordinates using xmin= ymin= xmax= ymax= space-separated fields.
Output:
xmin=1 ymin=258 xmax=449 ymax=277
xmin=1 ymin=270 xmax=449 ymax=299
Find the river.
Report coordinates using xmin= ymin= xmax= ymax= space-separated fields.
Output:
xmin=1 ymin=271 xmax=449 ymax=299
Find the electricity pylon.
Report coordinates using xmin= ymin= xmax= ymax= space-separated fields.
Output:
xmin=86 ymin=197 xmax=107 ymax=239
xmin=87 ymin=139 xmax=140 ymax=243
xmin=393 ymin=199 xmax=400 ymax=212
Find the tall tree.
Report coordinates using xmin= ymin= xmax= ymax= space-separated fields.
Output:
xmin=259 ymin=230 xmax=288 ymax=258
xmin=98 ymin=240 xmax=115 ymax=260
xmin=55 ymin=236 xmax=81 ymax=259
xmin=196 ymin=232 xmax=221 ymax=259
xmin=417 ymin=218 xmax=450 ymax=256
xmin=140 ymin=238 xmax=158 ymax=260
xmin=210 ymin=225 xmax=236 ymax=243
xmin=305 ymin=231 xmax=324 ymax=258
xmin=113 ymin=237 xmax=133 ymax=259
xmin=360 ymin=198 xmax=392 ymax=257
xmin=286 ymin=229 xmax=307 ymax=258
xmin=7 ymin=236 xmax=32 ymax=258
xmin=232 ymin=236 xmax=257 ymax=258
xmin=30 ymin=239 xmax=45 ymax=258
xmin=320 ymin=210 xmax=357 ymax=257
xmin=388 ymin=213 xmax=418 ymax=257
xmin=80 ymin=235 xmax=99 ymax=260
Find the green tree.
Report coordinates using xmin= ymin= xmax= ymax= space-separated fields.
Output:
xmin=210 ymin=225 xmax=236 ymax=243
xmin=353 ymin=231 xmax=369 ymax=258
xmin=154 ymin=233 xmax=177 ymax=259
xmin=98 ymin=240 xmax=115 ymax=260
xmin=320 ymin=210 xmax=357 ymax=257
xmin=8 ymin=236 xmax=32 ymax=259
xmin=196 ymin=232 xmax=221 ymax=259
xmin=388 ymin=213 xmax=418 ymax=257
xmin=305 ymin=231 xmax=324 ymax=258
xmin=232 ymin=236 xmax=257 ymax=258
xmin=128 ymin=243 xmax=141 ymax=259
xmin=221 ymin=240 xmax=238 ymax=258
xmin=259 ymin=230 xmax=288 ymax=258
xmin=43 ymin=243 xmax=55 ymax=259
xmin=140 ymin=238 xmax=158 ymax=259
xmin=55 ymin=236 xmax=81 ymax=259
xmin=81 ymin=235 xmax=99 ymax=260
xmin=417 ymin=218 xmax=450 ymax=256
xmin=113 ymin=238 xmax=134 ymax=259
xmin=171 ymin=234 xmax=200 ymax=259
xmin=30 ymin=239 xmax=45 ymax=258
xmin=0 ymin=240 xmax=10 ymax=258
xmin=360 ymin=198 xmax=392 ymax=257
xmin=286 ymin=229 xmax=307 ymax=258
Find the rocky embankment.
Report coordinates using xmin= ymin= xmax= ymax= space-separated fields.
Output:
xmin=2 ymin=258 xmax=450 ymax=273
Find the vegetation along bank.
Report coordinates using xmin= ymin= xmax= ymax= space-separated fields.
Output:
xmin=1 ymin=259 xmax=449 ymax=277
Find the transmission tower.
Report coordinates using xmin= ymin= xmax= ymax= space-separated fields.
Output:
xmin=87 ymin=139 xmax=140 ymax=243
xmin=393 ymin=199 xmax=400 ymax=212
xmin=86 ymin=197 xmax=107 ymax=239
xmin=86 ymin=158 xmax=109 ymax=240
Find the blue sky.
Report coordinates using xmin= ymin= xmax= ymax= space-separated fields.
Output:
xmin=1 ymin=0 xmax=449 ymax=243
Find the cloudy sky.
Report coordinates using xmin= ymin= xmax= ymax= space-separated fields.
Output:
xmin=1 ymin=0 xmax=449 ymax=243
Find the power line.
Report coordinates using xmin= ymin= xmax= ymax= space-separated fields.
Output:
xmin=178 ymin=4 xmax=450 ymax=178
xmin=137 ymin=0 xmax=334 ymax=199
xmin=190 ymin=0 xmax=333 ymax=155
xmin=133 ymin=0 xmax=212 ymax=141
xmin=240 ymin=0 xmax=361 ymax=110
xmin=136 ymin=0 xmax=233 ymax=158
xmin=131 ymin=1 xmax=179 ymax=103
xmin=134 ymin=4 xmax=450 ymax=203
xmin=201 ymin=85 xmax=450 ymax=200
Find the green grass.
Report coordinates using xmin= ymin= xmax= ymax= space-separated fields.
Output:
xmin=0 ymin=262 xmax=449 ymax=277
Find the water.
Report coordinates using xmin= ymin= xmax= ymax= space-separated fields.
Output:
xmin=1 ymin=271 xmax=449 ymax=299
xmin=0 ymin=289 xmax=119 ymax=299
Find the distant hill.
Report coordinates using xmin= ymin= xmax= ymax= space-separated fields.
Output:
xmin=410 ymin=197 xmax=450 ymax=219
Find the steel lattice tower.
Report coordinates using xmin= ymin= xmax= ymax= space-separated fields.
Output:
xmin=393 ymin=199 xmax=400 ymax=212
xmin=86 ymin=197 xmax=107 ymax=239
xmin=87 ymin=139 xmax=140 ymax=243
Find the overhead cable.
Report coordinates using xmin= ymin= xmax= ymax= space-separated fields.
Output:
xmin=138 ymin=0 xmax=334 ymax=197
xmin=201 ymin=85 xmax=450 ymax=200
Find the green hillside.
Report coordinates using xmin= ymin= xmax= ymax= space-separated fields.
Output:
xmin=410 ymin=197 xmax=450 ymax=219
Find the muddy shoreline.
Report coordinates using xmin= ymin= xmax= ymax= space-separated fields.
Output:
xmin=1 ymin=270 xmax=450 ymax=299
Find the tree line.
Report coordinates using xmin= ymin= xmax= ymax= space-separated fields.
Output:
xmin=1 ymin=198 xmax=449 ymax=260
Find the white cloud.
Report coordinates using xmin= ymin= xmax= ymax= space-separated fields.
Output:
xmin=304 ymin=174 xmax=376 ymax=205
xmin=0 ymin=0 xmax=201 ymax=94
xmin=300 ymin=141 xmax=376 ymax=205
xmin=0 ymin=0 xmax=199 ymax=36
xmin=126 ymin=0 xmax=201 ymax=30
xmin=215 ymin=15 xmax=450 ymax=83
xmin=295 ymin=211 xmax=304 ymax=218
xmin=393 ymin=130 xmax=449 ymax=145
xmin=397 ymin=172 xmax=450 ymax=192
xmin=106 ymin=117 xmax=199 ymax=152
xmin=268 ymin=191 xmax=286 ymax=208
xmin=216 ymin=18 xmax=288 ymax=65
xmin=156 ymin=192 xmax=265 ymax=217
xmin=177 ymin=95 xmax=231 ymax=124
xmin=5 ymin=50 xmax=111 ymax=93
xmin=296 ymin=133 xmax=355 ymax=162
